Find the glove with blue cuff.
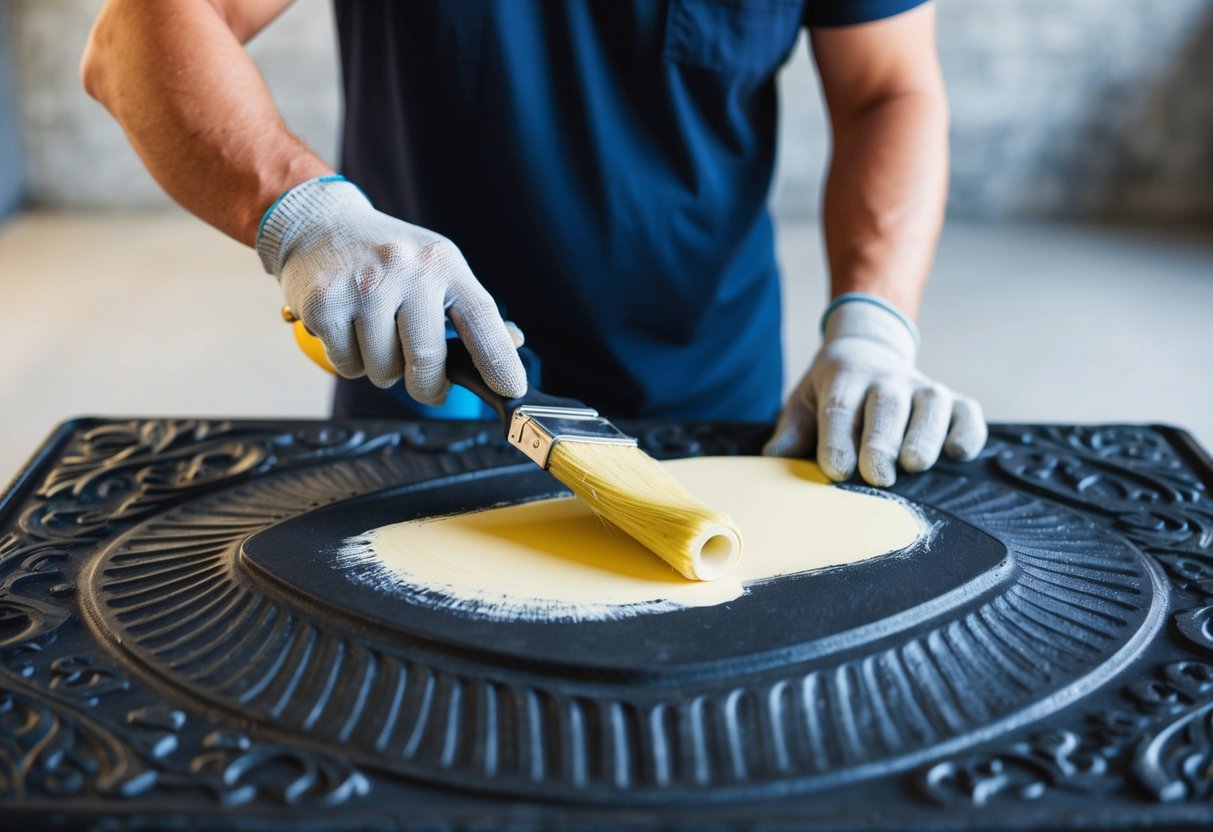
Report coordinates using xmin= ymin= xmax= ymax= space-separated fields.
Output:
xmin=764 ymin=294 xmax=987 ymax=487
xmin=256 ymin=176 xmax=528 ymax=405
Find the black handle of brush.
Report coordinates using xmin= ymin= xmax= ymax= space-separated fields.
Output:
xmin=443 ymin=338 xmax=585 ymax=435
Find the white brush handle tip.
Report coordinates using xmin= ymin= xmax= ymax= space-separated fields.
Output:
xmin=688 ymin=526 xmax=742 ymax=581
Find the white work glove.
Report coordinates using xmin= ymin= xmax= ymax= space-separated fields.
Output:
xmin=764 ymin=294 xmax=987 ymax=487
xmin=256 ymin=176 xmax=527 ymax=404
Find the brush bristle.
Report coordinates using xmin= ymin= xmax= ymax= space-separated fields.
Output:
xmin=546 ymin=442 xmax=742 ymax=581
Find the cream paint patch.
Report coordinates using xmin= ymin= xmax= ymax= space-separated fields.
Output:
xmin=337 ymin=456 xmax=926 ymax=621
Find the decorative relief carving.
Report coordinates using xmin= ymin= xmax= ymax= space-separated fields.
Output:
xmin=0 ymin=682 xmax=153 ymax=800
xmin=125 ymin=705 xmax=186 ymax=758
xmin=0 ymin=419 xmax=496 ymax=809
xmin=0 ymin=419 xmax=1209 ymax=825
xmin=0 ymin=678 xmax=369 ymax=807
xmin=84 ymin=444 xmax=1160 ymax=802
xmin=157 ymin=730 xmax=371 ymax=808
xmin=49 ymin=655 xmax=128 ymax=704
xmin=921 ymin=425 xmax=1213 ymax=806
xmin=921 ymin=730 xmax=1109 ymax=806
xmin=23 ymin=420 xmax=411 ymax=542
xmin=0 ymin=538 xmax=73 ymax=650
xmin=1134 ymin=700 xmax=1213 ymax=803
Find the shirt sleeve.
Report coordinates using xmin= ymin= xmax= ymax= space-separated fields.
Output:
xmin=805 ymin=0 xmax=930 ymax=28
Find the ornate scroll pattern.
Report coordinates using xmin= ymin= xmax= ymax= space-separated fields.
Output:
xmin=0 ymin=418 xmax=521 ymax=810
xmin=0 ymin=537 xmax=74 ymax=651
xmin=920 ymin=661 xmax=1213 ymax=807
xmin=0 ymin=683 xmax=151 ymax=799
xmin=1132 ymin=661 xmax=1213 ymax=802
xmin=0 ymin=418 xmax=516 ymax=654
xmin=993 ymin=425 xmax=1213 ymax=653
xmin=921 ymin=730 xmax=1109 ymax=805
xmin=921 ymin=425 xmax=1213 ymax=806
xmin=0 ymin=679 xmax=368 ymax=807
xmin=157 ymin=730 xmax=370 ymax=808
xmin=17 ymin=419 xmax=491 ymax=541
xmin=84 ymin=458 xmax=1159 ymax=802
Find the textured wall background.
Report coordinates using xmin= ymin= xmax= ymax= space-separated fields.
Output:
xmin=8 ymin=0 xmax=1213 ymax=221
xmin=11 ymin=0 xmax=340 ymax=211
xmin=774 ymin=0 xmax=1213 ymax=220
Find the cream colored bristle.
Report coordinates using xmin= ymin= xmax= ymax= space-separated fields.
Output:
xmin=546 ymin=442 xmax=742 ymax=581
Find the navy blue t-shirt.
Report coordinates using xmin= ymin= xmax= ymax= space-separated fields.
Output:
xmin=331 ymin=0 xmax=927 ymax=421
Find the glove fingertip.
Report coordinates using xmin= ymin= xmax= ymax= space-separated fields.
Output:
xmin=428 ymin=383 xmax=452 ymax=407
xmin=493 ymin=380 xmax=529 ymax=399
xmin=765 ymin=420 xmax=816 ymax=458
xmin=762 ymin=433 xmax=792 ymax=458
xmin=899 ymin=445 xmax=940 ymax=473
xmin=944 ymin=422 xmax=989 ymax=462
xmin=859 ymin=449 xmax=897 ymax=488
xmin=333 ymin=364 xmax=367 ymax=381
xmin=407 ymin=378 xmax=450 ymax=407
xmin=484 ymin=361 xmax=528 ymax=400
xmin=944 ymin=437 xmax=983 ymax=462
xmin=369 ymin=374 xmax=402 ymax=391
xmin=818 ymin=447 xmax=857 ymax=482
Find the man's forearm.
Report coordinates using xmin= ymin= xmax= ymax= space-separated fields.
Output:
xmin=81 ymin=0 xmax=330 ymax=245
xmin=820 ymin=89 xmax=948 ymax=321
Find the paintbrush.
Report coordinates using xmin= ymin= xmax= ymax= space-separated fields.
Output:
xmin=283 ymin=310 xmax=742 ymax=580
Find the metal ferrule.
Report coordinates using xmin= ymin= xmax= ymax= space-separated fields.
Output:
xmin=507 ymin=406 xmax=637 ymax=468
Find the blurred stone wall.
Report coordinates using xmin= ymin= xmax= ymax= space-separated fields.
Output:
xmin=9 ymin=0 xmax=1213 ymax=221
xmin=10 ymin=0 xmax=339 ymax=210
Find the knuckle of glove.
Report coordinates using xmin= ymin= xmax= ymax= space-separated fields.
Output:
xmin=415 ymin=238 xmax=466 ymax=276
xmin=822 ymin=395 xmax=854 ymax=421
xmin=294 ymin=275 xmax=364 ymax=331
xmin=372 ymin=241 xmax=426 ymax=283
xmin=406 ymin=345 xmax=447 ymax=378
xmin=917 ymin=383 xmax=947 ymax=405
xmin=353 ymin=263 xmax=390 ymax=298
xmin=867 ymin=384 xmax=903 ymax=416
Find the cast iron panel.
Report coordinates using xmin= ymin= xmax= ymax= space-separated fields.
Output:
xmin=1 ymin=418 xmax=1212 ymax=830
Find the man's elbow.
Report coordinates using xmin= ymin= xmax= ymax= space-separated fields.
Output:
xmin=80 ymin=10 xmax=114 ymax=102
xmin=80 ymin=0 xmax=139 ymax=104
xmin=80 ymin=40 xmax=104 ymax=101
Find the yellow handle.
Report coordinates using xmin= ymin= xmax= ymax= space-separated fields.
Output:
xmin=283 ymin=307 xmax=337 ymax=376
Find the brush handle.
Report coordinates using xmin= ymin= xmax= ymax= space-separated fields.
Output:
xmin=443 ymin=338 xmax=587 ymax=435
xmin=282 ymin=310 xmax=578 ymax=435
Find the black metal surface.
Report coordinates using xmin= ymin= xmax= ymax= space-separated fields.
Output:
xmin=0 ymin=418 xmax=1211 ymax=830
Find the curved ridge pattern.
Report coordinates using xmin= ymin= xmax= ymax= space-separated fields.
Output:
xmin=80 ymin=462 xmax=1164 ymax=802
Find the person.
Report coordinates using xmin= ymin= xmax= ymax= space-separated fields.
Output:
xmin=82 ymin=0 xmax=986 ymax=488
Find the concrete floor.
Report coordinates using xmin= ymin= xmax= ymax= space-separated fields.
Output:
xmin=1 ymin=210 xmax=1211 ymax=485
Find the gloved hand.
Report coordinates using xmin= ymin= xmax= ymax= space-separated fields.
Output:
xmin=256 ymin=176 xmax=527 ymax=404
xmin=764 ymin=294 xmax=987 ymax=487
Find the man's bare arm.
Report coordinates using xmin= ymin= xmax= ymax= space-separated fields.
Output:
xmin=810 ymin=2 xmax=948 ymax=320
xmin=81 ymin=0 xmax=331 ymax=245
xmin=765 ymin=3 xmax=985 ymax=486
xmin=83 ymin=0 xmax=528 ymax=399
